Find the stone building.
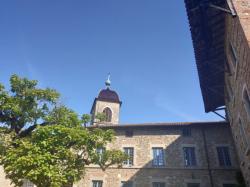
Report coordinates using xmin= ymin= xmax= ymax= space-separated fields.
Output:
xmin=0 ymin=0 xmax=249 ymax=186
xmin=75 ymin=81 xmax=240 ymax=187
xmin=0 ymin=81 xmax=242 ymax=187
xmin=184 ymin=0 xmax=250 ymax=184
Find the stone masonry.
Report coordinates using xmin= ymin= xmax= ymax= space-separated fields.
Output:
xmin=76 ymin=122 xmax=240 ymax=187
xmin=224 ymin=0 xmax=250 ymax=184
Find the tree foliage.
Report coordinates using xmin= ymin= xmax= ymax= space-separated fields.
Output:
xmin=95 ymin=112 xmax=107 ymax=123
xmin=0 ymin=75 xmax=127 ymax=187
xmin=81 ymin=114 xmax=91 ymax=127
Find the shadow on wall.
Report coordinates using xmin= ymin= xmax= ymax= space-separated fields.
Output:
xmin=111 ymin=125 xmax=240 ymax=187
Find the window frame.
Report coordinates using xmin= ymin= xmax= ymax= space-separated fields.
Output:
xmin=229 ymin=41 xmax=238 ymax=68
xmin=222 ymin=184 xmax=237 ymax=187
xmin=96 ymin=147 xmax=105 ymax=163
xmin=186 ymin=183 xmax=200 ymax=187
xmin=216 ymin=146 xmax=232 ymax=167
xmin=121 ymin=181 xmax=133 ymax=187
xmin=238 ymin=116 xmax=250 ymax=156
xmin=227 ymin=41 xmax=239 ymax=80
xmin=152 ymin=182 xmax=166 ymax=187
xmin=152 ymin=147 xmax=165 ymax=167
xmin=22 ymin=180 xmax=34 ymax=187
xmin=182 ymin=127 xmax=192 ymax=137
xmin=242 ymin=85 xmax=250 ymax=120
xmin=123 ymin=147 xmax=134 ymax=166
xmin=183 ymin=146 xmax=197 ymax=167
xmin=125 ymin=130 xmax=133 ymax=137
xmin=102 ymin=107 xmax=112 ymax=122
xmin=225 ymin=77 xmax=234 ymax=104
xmin=92 ymin=180 xmax=103 ymax=187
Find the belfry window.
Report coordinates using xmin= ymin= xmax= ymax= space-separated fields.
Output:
xmin=103 ymin=107 xmax=112 ymax=122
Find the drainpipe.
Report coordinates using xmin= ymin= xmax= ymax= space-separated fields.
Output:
xmin=201 ymin=127 xmax=214 ymax=187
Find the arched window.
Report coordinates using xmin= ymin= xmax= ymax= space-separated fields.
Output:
xmin=103 ymin=107 xmax=112 ymax=122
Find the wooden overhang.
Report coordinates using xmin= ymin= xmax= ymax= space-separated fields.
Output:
xmin=184 ymin=0 xmax=227 ymax=112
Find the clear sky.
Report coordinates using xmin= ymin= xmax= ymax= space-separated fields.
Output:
xmin=0 ymin=0 xmax=222 ymax=124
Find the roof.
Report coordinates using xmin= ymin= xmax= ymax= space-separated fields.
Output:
xmin=184 ymin=0 xmax=227 ymax=112
xmin=97 ymin=88 xmax=121 ymax=103
xmin=90 ymin=88 xmax=122 ymax=113
xmin=89 ymin=121 xmax=228 ymax=129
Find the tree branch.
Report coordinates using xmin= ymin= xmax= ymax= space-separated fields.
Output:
xmin=17 ymin=122 xmax=54 ymax=138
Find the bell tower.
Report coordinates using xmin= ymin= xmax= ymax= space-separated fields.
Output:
xmin=90 ymin=75 xmax=122 ymax=125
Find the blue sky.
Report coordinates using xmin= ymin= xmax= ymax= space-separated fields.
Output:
xmin=0 ymin=0 xmax=222 ymax=123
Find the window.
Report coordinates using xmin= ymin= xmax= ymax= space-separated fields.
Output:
xmin=239 ymin=118 xmax=249 ymax=155
xmin=92 ymin=180 xmax=103 ymax=187
xmin=183 ymin=147 xmax=197 ymax=166
xmin=229 ymin=41 xmax=238 ymax=67
xmin=123 ymin=147 xmax=134 ymax=166
xmin=152 ymin=182 xmax=165 ymax=187
xmin=217 ymin=146 xmax=232 ymax=166
xmin=187 ymin=183 xmax=200 ymax=187
xmin=225 ymin=79 xmax=234 ymax=102
xmin=22 ymin=180 xmax=34 ymax=187
xmin=125 ymin=130 xmax=133 ymax=137
xmin=152 ymin=148 xmax=165 ymax=167
xmin=243 ymin=88 xmax=250 ymax=118
xmin=96 ymin=147 xmax=105 ymax=155
xmin=121 ymin=181 xmax=133 ymax=187
xmin=182 ymin=127 xmax=191 ymax=137
xmin=103 ymin=107 xmax=112 ymax=122
xmin=96 ymin=147 xmax=105 ymax=162
xmin=223 ymin=184 xmax=237 ymax=187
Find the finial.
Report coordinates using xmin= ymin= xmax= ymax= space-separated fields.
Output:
xmin=105 ymin=73 xmax=111 ymax=88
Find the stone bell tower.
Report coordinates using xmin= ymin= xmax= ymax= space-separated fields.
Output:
xmin=90 ymin=75 xmax=122 ymax=125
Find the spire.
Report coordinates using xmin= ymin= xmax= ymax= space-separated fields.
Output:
xmin=105 ymin=73 xmax=111 ymax=89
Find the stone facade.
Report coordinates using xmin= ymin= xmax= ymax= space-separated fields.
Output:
xmin=0 ymin=167 xmax=13 ymax=187
xmin=224 ymin=0 xmax=250 ymax=184
xmin=76 ymin=122 xmax=240 ymax=187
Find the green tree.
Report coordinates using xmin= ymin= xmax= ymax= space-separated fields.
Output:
xmin=0 ymin=75 xmax=127 ymax=187
xmin=95 ymin=112 xmax=107 ymax=123
xmin=81 ymin=114 xmax=91 ymax=127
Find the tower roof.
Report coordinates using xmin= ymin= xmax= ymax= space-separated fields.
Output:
xmin=97 ymin=88 xmax=120 ymax=103
xmin=90 ymin=76 xmax=122 ymax=114
xmin=96 ymin=74 xmax=121 ymax=103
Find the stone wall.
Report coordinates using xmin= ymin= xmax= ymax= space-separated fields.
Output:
xmin=225 ymin=0 xmax=250 ymax=184
xmin=91 ymin=100 xmax=120 ymax=125
xmin=79 ymin=124 xmax=240 ymax=187
xmin=0 ymin=167 xmax=13 ymax=187
xmin=77 ymin=168 xmax=237 ymax=187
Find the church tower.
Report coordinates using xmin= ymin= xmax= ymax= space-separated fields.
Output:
xmin=90 ymin=75 xmax=122 ymax=125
